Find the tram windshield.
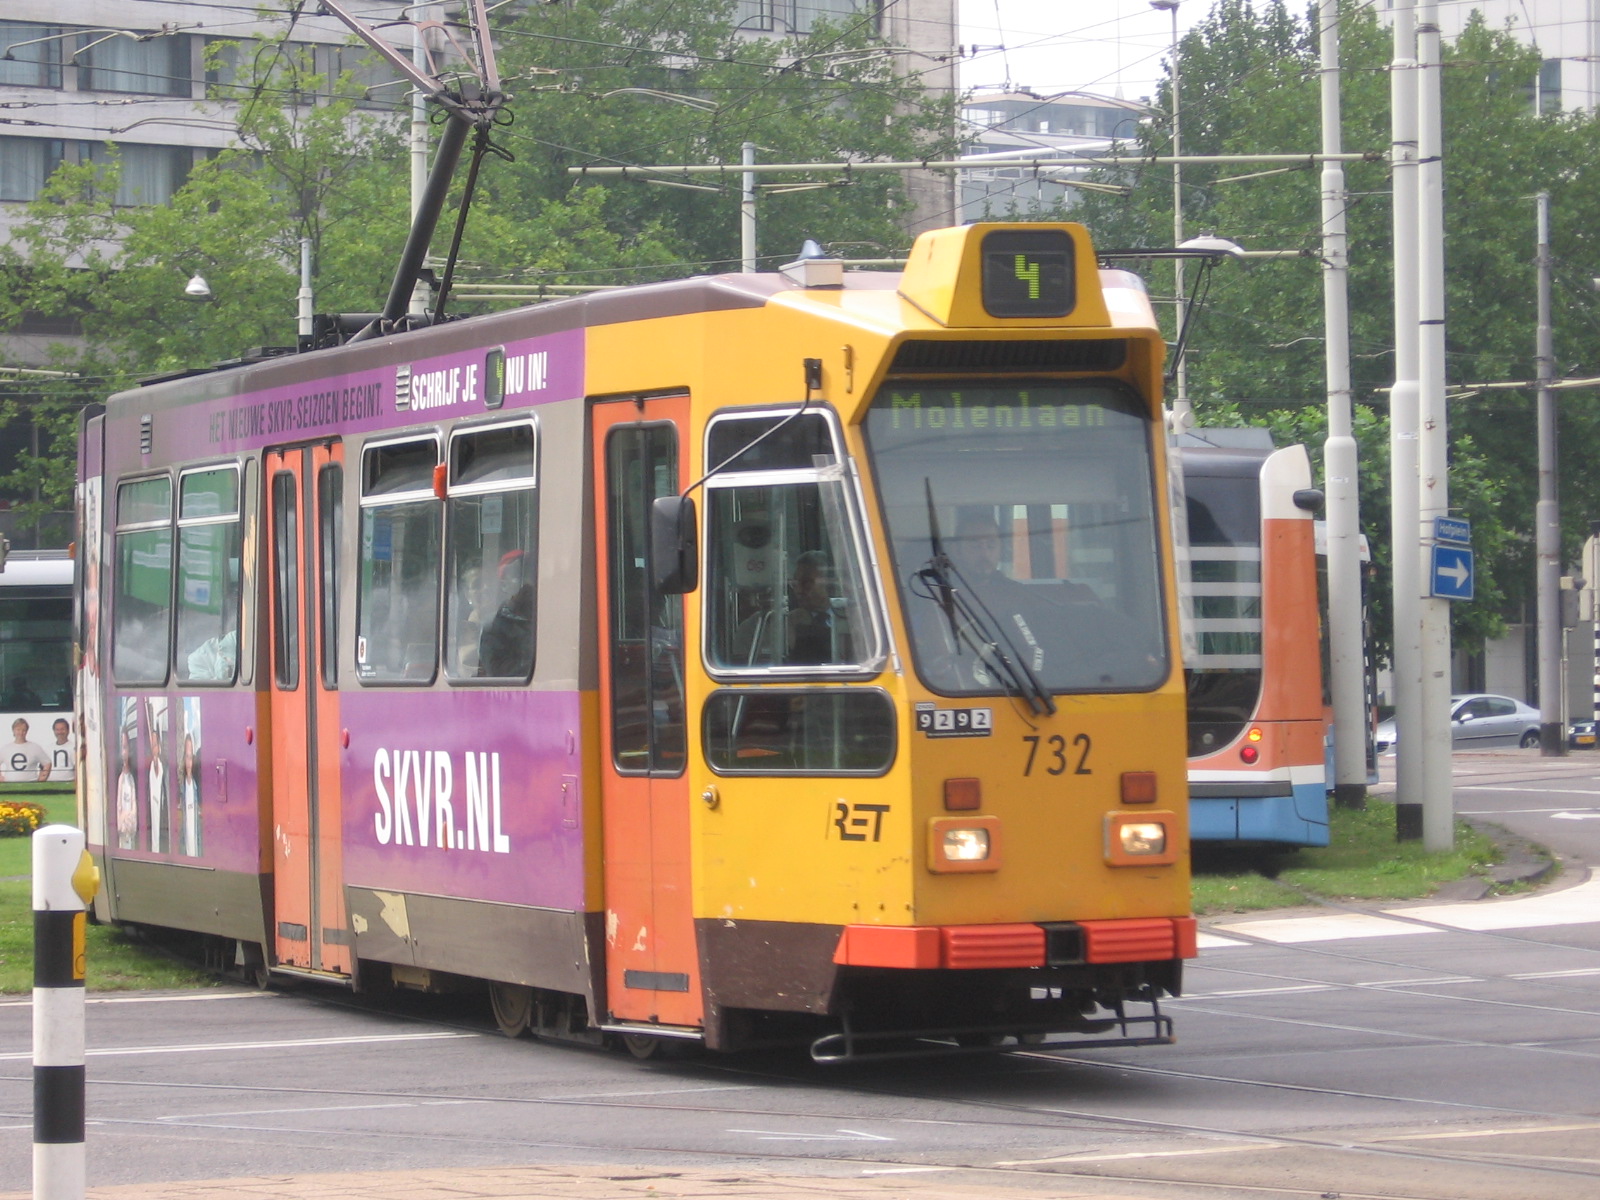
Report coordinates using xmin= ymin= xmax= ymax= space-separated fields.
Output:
xmin=1181 ymin=450 xmax=1265 ymax=755
xmin=0 ymin=589 xmax=72 ymax=711
xmin=865 ymin=381 xmax=1168 ymax=695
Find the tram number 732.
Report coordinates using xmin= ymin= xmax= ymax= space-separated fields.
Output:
xmin=1022 ymin=733 xmax=1092 ymax=776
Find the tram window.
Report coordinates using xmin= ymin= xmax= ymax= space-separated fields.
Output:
xmin=703 ymin=409 xmax=881 ymax=678
xmin=112 ymin=476 xmax=173 ymax=686
xmin=606 ymin=424 xmax=685 ymax=774
xmin=174 ymin=467 xmax=241 ymax=685
xmin=356 ymin=437 xmax=441 ymax=683
xmin=707 ymin=412 xmax=832 ymax=472
xmin=237 ymin=457 xmax=258 ymax=688
xmin=318 ymin=464 xmax=342 ymax=689
xmin=704 ymin=479 xmax=879 ymax=674
xmin=444 ymin=422 xmax=537 ymax=682
xmin=704 ymin=689 xmax=895 ymax=775
xmin=270 ymin=471 xmax=300 ymax=689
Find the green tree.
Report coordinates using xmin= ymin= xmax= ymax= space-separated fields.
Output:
xmin=1073 ymin=0 xmax=1600 ymax=662
xmin=0 ymin=3 xmax=958 ymax=520
xmin=469 ymin=0 xmax=959 ymax=283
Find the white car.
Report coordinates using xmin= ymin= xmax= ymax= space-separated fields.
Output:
xmin=1374 ymin=693 xmax=1541 ymax=753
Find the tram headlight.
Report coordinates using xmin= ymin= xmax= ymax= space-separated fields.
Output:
xmin=943 ymin=828 xmax=991 ymax=860
xmin=1104 ymin=812 xmax=1179 ymax=866
xmin=928 ymin=816 xmax=1002 ymax=873
xmin=1119 ymin=823 xmax=1166 ymax=855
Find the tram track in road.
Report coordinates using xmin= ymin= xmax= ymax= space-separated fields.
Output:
xmin=11 ymin=1064 xmax=1600 ymax=1200
xmin=5 ymin=983 xmax=1598 ymax=1200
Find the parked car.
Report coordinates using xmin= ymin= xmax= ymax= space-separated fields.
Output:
xmin=1374 ymin=693 xmax=1541 ymax=753
xmin=1570 ymin=720 xmax=1597 ymax=749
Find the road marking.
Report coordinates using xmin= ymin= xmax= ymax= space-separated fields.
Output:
xmin=1459 ymin=787 xmax=1600 ymax=798
xmin=861 ymin=1167 xmax=950 ymax=1175
xmin=998 ymin=1144 xmax=1275 ymax=1165
xmin=1184 ymin=975 xmax=1479 ymax=1000
xmin=0 ymin=1031 xmax=475 ymax=1062
xmin=1512 ymin=967 xmax=1600 ymax=979
xmin=566 ymin=1086 xmax=756 ymax=1099
xmin=157 ymin=1100 xmax=478 ymax=1122
xmin=729 ymin=1128 xmax=894 ymax=1142
xmin=0 ymin=992 xmax=273 ymax=1009
xmin=1370 ymin=1121 xmax=1600 ymax=1142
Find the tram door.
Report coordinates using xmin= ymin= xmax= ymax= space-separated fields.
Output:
xmin=265 ymin=443 xmax=350 ymax=976
xmin=592 ymin=397 xmax=702 ymax=1027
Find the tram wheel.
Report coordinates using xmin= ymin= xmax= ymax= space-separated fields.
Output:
xmin=622 ymin=1033 xmax=662 ymax=1059
xmin=619 ymin=1032 xmax=700 ymax=1061
xmin=490 ymin=983 xmax=534 ymax=1038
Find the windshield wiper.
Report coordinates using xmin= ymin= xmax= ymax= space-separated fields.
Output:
xmin=918 ymin=479 xmax=962 ymax=644
xmin=914 ymin=481 xmax=1056 ymax=717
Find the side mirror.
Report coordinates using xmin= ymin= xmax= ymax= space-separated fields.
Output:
xmin=1292 ymin=488 xmax=1325 ymax=513
xmin=651 ymin=494 xmax=698 ymax=595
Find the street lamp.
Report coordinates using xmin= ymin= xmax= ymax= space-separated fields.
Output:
xmin=1150 ymin=0 xmax=1187 ymax=429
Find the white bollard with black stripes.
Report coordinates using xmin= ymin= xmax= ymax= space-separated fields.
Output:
xmin=33 ymin=824 xmax=98 ymax=1200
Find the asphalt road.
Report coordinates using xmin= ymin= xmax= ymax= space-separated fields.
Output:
xmin=1 ymin=753 xmax=1597 ymax=1200
xmin=1442 ymin=748 xmax=1600 ymax=868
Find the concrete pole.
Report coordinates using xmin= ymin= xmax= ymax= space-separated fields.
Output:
xmin=33 ymin=825 xmax=97 ymax=1200
xmin=1416 ymin=0 xmax=1454 ymax=851
xmin=297 ymin=236 xmax=314 ymax=344
xmin=409 ymin=10 xmax=434 ymax=318
xmin=741 ymin=142 xmax=757 ymax=273
xmin=1535 ymin=192 xmax=1566 ymax=755
xmin=1320 ymin=0 xmax=1365 ymax=808
xmin=1153 ymin=1 xmax=1189 ymax=433
xmin=1390 ymin=0 xmax=1424 ymax=840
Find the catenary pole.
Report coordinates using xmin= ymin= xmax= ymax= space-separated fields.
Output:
xmin=1416 ymin=0 xmax=1454 ymax=851
xmin=1151 ymin=0 xmax=1189 ymax=433
xmin=741 ymin=142 xmax=757 ymax=273
xmin=1390 ymin=0 xmax=1424 ymax=840
xmin=1535 ymin=192 xmax=1566 ymax=755
xmin=1320 ymin=0 xmax=1365 ymax=808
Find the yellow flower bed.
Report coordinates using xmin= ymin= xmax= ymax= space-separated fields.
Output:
xmin=0 ymin=799 xmax=46 ymax=837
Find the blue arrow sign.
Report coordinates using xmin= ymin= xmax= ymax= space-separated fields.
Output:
xmin=1431 ymin=544 xmax=1474 ymax=600
xmin=1435 ymin=516 xmax=1471 ymax=546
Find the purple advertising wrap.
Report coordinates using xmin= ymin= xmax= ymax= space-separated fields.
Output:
xmin=106 ymin=690 xmax=260 ymax=871
xmin=158 ymin=328 xmax=585 ymax=462
xmin=339 ymin=690 xmax=588 ymax=910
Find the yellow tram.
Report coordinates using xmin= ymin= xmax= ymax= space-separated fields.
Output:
xmin=78 ymin=222 xmax=1192 ymax=1059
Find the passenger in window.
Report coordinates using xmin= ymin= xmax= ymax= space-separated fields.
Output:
xmin=453 ymin=564 xmax=487 ymax=675
xmin=951 ymin=513 xmax=1099 ymax=609
xmin=186 ymin=610 xmax=238 ymax=682
xmin=784 ymin=551 xmax=837 ymax=665
xmin=950 ymin=514 xmax=1034 ymax=611
xmin=478 ymin=549 xmax=534 ymax=677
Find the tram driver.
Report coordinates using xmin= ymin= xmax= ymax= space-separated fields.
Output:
xmin=477 ymin=549 xmax=534 ymax=678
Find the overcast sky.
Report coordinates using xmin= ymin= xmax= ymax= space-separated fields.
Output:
xmin=958 ymin=0 xmax=1205 ymax=104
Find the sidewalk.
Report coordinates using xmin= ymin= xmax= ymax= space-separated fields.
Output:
xmin=0 ymin=1165 xmax=1168 ymax=1200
